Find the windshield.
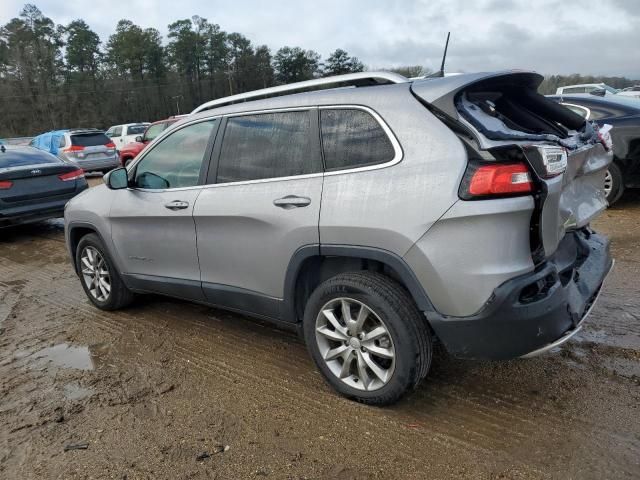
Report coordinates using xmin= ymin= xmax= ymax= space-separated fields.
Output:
xmin=603 ymin=85 xmax=619 ymax=94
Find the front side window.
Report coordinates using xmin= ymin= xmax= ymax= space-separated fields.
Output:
xmin=320 ymin=109 xmax=395 ymax=171
xmin=134 ymin=120 xmax=217 ymax=189
xmin=216 ymin=111 xmax=318 ymax=183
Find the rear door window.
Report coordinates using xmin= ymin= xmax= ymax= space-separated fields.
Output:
xmin=71 ymin=133 xmax=111 ymax=147
xmin=320 ymin=108 xmax=395 ymax=171
xmin=111 ymin=127 xmax=122 ymax=137
xmin=216 ymin=111 xmax=319 ymax=183
xmin=134 ymin=120 xmax=217 ymax=189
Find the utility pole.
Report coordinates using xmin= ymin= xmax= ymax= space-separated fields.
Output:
xmin=171 ymin=95 xmax=183 ymax=115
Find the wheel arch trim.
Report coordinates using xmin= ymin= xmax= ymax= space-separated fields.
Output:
xmin=283 ymin=244 xmax=435 ymax=323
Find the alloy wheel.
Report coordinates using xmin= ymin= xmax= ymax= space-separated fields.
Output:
xmin=604 ymin=169 xmax=613 ymax=198
xmin=315 ymin=297 xmax=396 ymax=391
xmin=80 ymin=246 xmax=111 ymax=302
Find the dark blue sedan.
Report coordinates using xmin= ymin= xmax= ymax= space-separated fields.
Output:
xmin=0 ymin=144 xmax=88 ymax=228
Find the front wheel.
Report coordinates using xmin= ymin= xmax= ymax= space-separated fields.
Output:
xmin=76 ymin=233 xmax=134 ymax=310
xmin=303 ymin=272 xmax=432 ymax=406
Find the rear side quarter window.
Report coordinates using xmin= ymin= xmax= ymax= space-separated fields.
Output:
xmin=320 ymin=108 xmax=396 ymax=171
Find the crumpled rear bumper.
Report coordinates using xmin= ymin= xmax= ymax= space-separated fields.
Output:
xmin=428 ymin=229 xmax=613 ymax=360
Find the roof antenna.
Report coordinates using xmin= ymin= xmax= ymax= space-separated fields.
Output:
xmin=424 ymin=32 xmax=450 ymax=79
xmin=438 ymin=32 xmax=450 ymax=77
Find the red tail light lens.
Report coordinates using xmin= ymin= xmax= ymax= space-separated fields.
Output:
xmin=460 ymin=162 xmax=533 ymax=199
xmin=105 ymin=142 xmax=116 ymax=148
xmin=0 ymin=180 xmax=13 ymax=189
xmin=63 ymin=145 xmax=85 ymax=152
xmin=58 ymin=169 xmax=85 ymax=182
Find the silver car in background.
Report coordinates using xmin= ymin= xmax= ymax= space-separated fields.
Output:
xmin=57 ymin=129 xmax=119 ymax=172
xmin=30 ymin=129 xmax=119 ymax=173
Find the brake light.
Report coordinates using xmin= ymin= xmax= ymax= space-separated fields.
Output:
xmin=58 ymin=169 xmax=85 ymax=182
xmin=461 ymin=162 xmax=533 ymax=199
xmin=63 ymin=145 xmax=85 ymax=152
xmin=0 ymin=180 xmax=13 ymax=189
xmin=105 ymin=142 xmax=116 ymax=148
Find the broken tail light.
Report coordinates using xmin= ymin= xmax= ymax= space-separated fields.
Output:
xmin=58 ymin=169 xmax=85 ymax=182
xmin=460 ymin=162 xmax=533 ymax=199
xmin=536 ymin=146 xmax=567 ymax=177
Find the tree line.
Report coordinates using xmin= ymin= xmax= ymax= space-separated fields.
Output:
xmin=0 ymin=4 xmax=367 ymax=137
xmin=0 ymin=4 xmax=638 ymax=138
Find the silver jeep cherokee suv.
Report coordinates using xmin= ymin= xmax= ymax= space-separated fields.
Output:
xmin=65 ymin=71 xmax=614 ymax=405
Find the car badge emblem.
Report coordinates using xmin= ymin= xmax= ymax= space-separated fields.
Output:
xmin=30 ymin=169 xmax=41 ymax=175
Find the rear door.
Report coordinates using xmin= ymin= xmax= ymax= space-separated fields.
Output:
xmin=109 ymin=119 xmax=219 ymax=299
xmin=193 ymin=109 xmax=323 ymax=318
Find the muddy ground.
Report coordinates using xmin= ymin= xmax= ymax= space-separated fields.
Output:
xmin=1 ymin=179 xmax=639 ymax=479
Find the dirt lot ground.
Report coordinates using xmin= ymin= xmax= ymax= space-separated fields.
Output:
xmin=1 ymin=179 xmax=639 ymax=479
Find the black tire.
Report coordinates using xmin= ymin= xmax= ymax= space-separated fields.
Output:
xmin=75 ymin=233 xmax=134 ymax=310
xmin=605 ymin=162 xmax=624 ymax=206
xmin=124 ymin=158 xmax=133 ymax=167
xmin=303 ymin=272 xmax=432 ymax=406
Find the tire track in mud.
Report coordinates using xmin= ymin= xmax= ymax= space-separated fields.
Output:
xmin=6 ymin=259 xmax=636 ymax=458
xmin=2 ymin=252 xmax=639 ymax=478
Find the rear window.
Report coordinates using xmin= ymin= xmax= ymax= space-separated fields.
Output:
xmin=71 ymin=133 xmax=111 ymax=147
xmin=127 ymin=125 xmax=146 ymax=135
xmin=0 ymin=148 xmax=60 ymax=168
xmin=320 ymin=109 xmax=395 ymax=171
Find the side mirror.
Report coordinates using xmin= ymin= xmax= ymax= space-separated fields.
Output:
xmin=104 ymin=167 xmax=129 ymax=190
xmin=135 ymin=135 xmax=143 ymax=142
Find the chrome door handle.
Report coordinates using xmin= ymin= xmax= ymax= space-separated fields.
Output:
xmin=273 ymin=195 xmax=312 ymax=209
xmin=165 ymin=200 xmax=189 ymax=210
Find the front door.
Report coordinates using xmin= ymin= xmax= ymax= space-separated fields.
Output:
xmin=193 ymin=110 xmax=323 ymax=319
xmin=110 ymin=119 xmax=219 ymax=300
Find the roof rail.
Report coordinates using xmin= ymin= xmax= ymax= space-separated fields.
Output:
xmin=191 ymin=71 xmax=409 ymax=114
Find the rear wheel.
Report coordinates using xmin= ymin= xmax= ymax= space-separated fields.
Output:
xmin=76 ymin=233 xmax=134 ymax=310
xmin=604 ymin=163 xmax=624 ymax=206
xmin=303 ymin=272 xmax=432 ymax=405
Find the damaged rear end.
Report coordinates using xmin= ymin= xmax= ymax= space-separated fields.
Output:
xmin=410 ymin=71 xmax=614 ymax=359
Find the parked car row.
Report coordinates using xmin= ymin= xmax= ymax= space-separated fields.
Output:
xmin=556 ymin=83 xmax=640 ymax=99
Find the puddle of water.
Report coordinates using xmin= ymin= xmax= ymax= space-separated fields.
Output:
xmin=63 ymin=383 xmax=94 ymax=401
xmin=31 ymin=343 xmax=94 ymax=370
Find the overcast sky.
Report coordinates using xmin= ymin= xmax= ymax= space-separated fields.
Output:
xmin=2 ymin=0 xmax=639 ymax=78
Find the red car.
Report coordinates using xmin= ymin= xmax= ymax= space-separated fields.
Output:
xmin=118 ymin=117 xmax=182 ymax=166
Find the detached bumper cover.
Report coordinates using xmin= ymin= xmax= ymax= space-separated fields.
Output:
xmin=429 ymin=229 xmax=613 ymax=360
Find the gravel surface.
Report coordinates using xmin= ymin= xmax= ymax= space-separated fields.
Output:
xmin=0 ymin=187 xmax=639 ymax=479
